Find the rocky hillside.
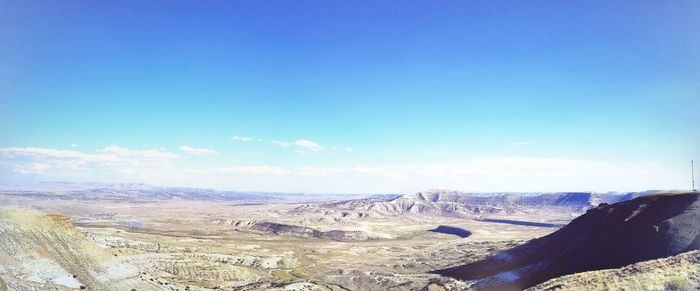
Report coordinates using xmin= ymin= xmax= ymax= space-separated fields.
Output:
xmin=289 ymin=189 xmax=652 ymax=220
xmin=215 ymin=219 xmax=378 ymax=241
xmin=528 ymin=250 xmax=699 ymax=291
xmin=0 ymin=209 xmax=157 ymax=290
xmin=434 ymin=192 xmax=700 ymax=290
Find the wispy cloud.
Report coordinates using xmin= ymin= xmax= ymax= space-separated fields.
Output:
xmin=186 ymin=166 xmax=287 ymax=176
xmin=179 ymin=158 xmax=684 ymax=192
xmin=233 ymin=135 xmax=351 ymax=154
xmin=102 ymin=145 xmax=178 ymax=160
xmin=230 ymin=136 xmax=254 ymax=142
xmin=511 ymin=141 xmax=528 ymax=146
xmin=0 ymin=146 xmax=178 ymax=179
xmin=14 ymin=162 xmax=51 ymax=174
xmin=0 ymin=147 xmax=687 ymax=193
xmin=0 ymin=147 xmax=120 ymax=163
xmin=293 ymin=139 xmax=323 ymax=152
xmin=179 ymin=145 xmax=218 ymax=155
xmin=269 ymin=140 xmax=291 ymax=147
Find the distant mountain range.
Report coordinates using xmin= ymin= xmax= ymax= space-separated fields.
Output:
xmin=289 ymin=189 xmax=661 ymax=220
xmin=0 ymin=182 xmax=397 ymax=203
xmin=1 ymin=183 xmax=661 ymax=210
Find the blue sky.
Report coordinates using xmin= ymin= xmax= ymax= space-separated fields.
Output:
xmin=1 ymin=1 xmax=698 ymax=193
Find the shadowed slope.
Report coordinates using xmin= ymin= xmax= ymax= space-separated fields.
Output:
xmin=434 ymin=192 xmax=700 ymax=290
xmin=430 ymin=225 xmax=472 ymax=238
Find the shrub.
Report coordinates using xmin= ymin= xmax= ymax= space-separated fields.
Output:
xmin=664 ymin=276 xmax=690 ymax=291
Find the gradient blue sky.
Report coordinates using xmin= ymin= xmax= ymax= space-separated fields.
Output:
xmin=1 ymin=1 xmax=698 ymax=193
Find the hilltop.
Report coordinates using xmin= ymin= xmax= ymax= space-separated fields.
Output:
xmin=0 ymin=209 xmax=157 ymax=290
xmin=434 ymin=192 xmax=700 ymax=290
xmin=528 ymin=250 xmax=699 ymax=290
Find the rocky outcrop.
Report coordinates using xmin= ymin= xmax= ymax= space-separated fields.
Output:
xmin=0 ymin=209 xmax=148 ymax=290
xmin=434 ymin=192 xmax=700 ymax=290
xmin=218 ymin=220 xmax=378 ymax=241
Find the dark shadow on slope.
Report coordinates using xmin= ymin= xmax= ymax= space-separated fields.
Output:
xmin=430 ymin=226 xmax=472 ymax=238
xmin=478 ymin=219 xmax=564 ymax=228
xmin=433 ymin=192 xmax=700 ymax=291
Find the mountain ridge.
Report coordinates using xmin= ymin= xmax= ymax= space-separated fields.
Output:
xmin=434 ymin=191 xmax=700 ymax=290
xmin=288 ymin=189 xmax=658 ymax=220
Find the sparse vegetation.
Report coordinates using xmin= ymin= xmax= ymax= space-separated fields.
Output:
xmin=664 ymin=276 xmax=691 ymax=291
xmin=530 ymin=251 xmax=700 ymax=291
xmin=0 ymin=190 xmax=552 ymax=290
xmin=272 ymin=269 xmax=296 ymax=280
xmin=0 ymin=189 xmax=697 ymax=290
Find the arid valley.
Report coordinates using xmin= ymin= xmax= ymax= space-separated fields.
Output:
xmin=0 ymin=184 xmax=697 ymax=291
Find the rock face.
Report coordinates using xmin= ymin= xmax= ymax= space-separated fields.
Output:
xmin=222 ymin=220 xmax=377 ymax=241
xmin=290 ymin=189 xmax=653 ymax=220
xmin=0 ymin=209 xmax=147 ymax=290
xmin=434 ymin=192 xmax=700 ymax=290
xmin=241 ymin=221 xmax=323 ymax=238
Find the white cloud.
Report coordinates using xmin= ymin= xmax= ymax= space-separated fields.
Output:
xmin=269 ymin=140 xmax=291 ymax=147
xmin=238 ymin=136 xmax=351 ymax=154
xmin=186 ymin=166 xmax=287 ymax=176
xmin=179 ymin=145 xmax=218 ymax=155
xmin=231 ymin=136 xmax=254 ymax=142
xmin=179 ymin=158 xmax=686 ymax=193
xmin=101 ymin=145 xmax=178 ymax=160
xmin=0 ymin=146 xmax=178 ymax=181
xmin=0 ymin=147 xmax=119 ymax=162
xmin=13 ymin=162 xmax=51 ymax=174
xmin=269 ymin=138 xmax=324 ymax=152
xmin=70 ymin=144 xmax=78 ymax=148
xmin=294 ymin=139 xmax=323 ymax=151
xmin=2 ymin=146 xmax=687 ymax=193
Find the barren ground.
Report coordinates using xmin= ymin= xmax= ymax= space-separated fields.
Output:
xmin=0 ymin=194 xmax=568 ymax=290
